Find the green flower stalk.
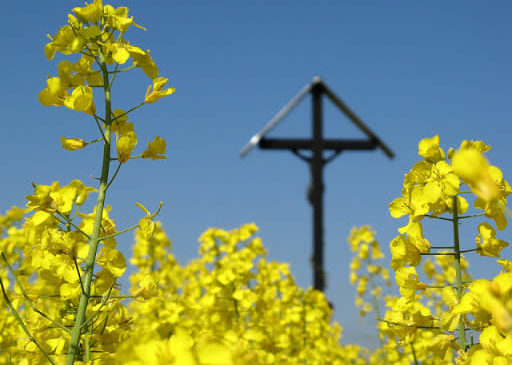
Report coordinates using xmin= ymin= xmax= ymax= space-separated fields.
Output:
xmin=31 ymin=1 xmax=175 ymax=362
xmin=451 ymin=196 xmax=467 ymax=351
xmin=387 ymin=135 xmax=511 ymax=363
xmin=66 ymin=52 xmax=113 ymax=364
xmin=348 ymin=226 xmax=393 ymax=363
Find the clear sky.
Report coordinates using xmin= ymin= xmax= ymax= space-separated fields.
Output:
xmin=1 ymin=1 xmax=511 ymax=347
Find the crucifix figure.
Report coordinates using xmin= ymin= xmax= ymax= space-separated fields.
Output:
xmin=241 ymin=76 xmax=394 ymax=292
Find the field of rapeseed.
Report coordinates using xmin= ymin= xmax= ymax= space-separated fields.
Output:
xmin=1 ymin=1 xmax=511 ymax=364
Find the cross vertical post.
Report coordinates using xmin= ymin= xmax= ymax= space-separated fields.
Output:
xmin=311 ymin=83 xmax=325 ymax=291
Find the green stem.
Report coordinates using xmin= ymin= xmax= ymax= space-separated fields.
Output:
xmin=366 ymin=257 xmax=387 ymax=365
xmin=55 ymin=211 xmax=90 ymax=240
xmin=110 ymin=153 xmax=143 ymax=161
xmin=232 ymin=283 xmax=240 ymax=323
xmin=424 ymin=214 xmax=454 ymax=222
xmin=108 ymin=65 xmax=136 ymax=74
xmin=105 ymin=162 xmax=122 ymax=190
xmin=301 ymin=293 xmax=307 ymax=351
xmin=80 ymin=281 xmax=115 ymax=330
xmin=410 ymin=342 xmax=419 ymax=365
xmin=1 ymin=253 xmax=70 ymax=333
xmin=426 ymin=284 xmax=468 ymax=289
xmin=460 ymin=248 xmax=477 ymax=253
xmin=85 ymin=137 xmax=104 ymax=146
xmin=93 ymin=114 xmax=106 ymax=123
xmin=110 ymin=101 xmax=145 ymax=122
xmin=84 ymin=332 xmax=91 ymax=362
xmin=93 ymin=115 xmax=106 ymax=141
xmin=0 ymin=276 xmax=55 ymax=364
xmin=108 ymin=64 xmax=120 ymax=86
xmin=452 ymin=196 xmax=467 ymax=351
xmin=99 ymin=202 xmax=163 ymax=241
xmin=99 ymin=223 xmax=138 ymax=241
xmin=458 ymin=213 xmax=486 ymax=219
xmin=73 ymin=257 xmax=86 ymax=296
xmin=65 ymin=56 xmax=113 ymax=365
xmin=376 ymin=318 xmax=439 ymax=330
xmin=421 ymin=252 xmax=455 ymax=256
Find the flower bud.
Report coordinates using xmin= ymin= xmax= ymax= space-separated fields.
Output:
xmin=60 ymin=137 xmax=86 ymax=151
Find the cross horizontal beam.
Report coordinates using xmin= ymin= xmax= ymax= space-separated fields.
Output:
xmin=240 ymin=76 xmax=395 ymax=159
xmin=259 ymin=137 xmax=378 ymax=151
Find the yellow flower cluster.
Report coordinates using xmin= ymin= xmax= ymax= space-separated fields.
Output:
xmin=0 ymin=211 xmax=371 ymax=363
xmin=374 ymin=253 xmax=473 ymax=363
xmin=384 ymin=135 xmax=512 ymax=363
xmin=7 ymin=0 xmax=512 ymax=361
xmin=389 ymin=135 xmax=510 ymax=271
xmin=453 ymin=271 xmax=512 ymax=364
xmin=38 ymin=0 xmax=173 ymax=162
xmin=348 ymin=226 xmax=390 ymax=317
xmin=0 ymin=185 xmax=130 ymax=363
xmin=120 ymin=224 xmax=368 ymax=364
xmin=347 ymin=226 xmax=468 ymax=363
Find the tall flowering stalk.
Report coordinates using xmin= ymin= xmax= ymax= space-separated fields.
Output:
xmin=348 ymin=226 xmax=391 ymax=363
xmin=0 ymin=1 xmax=174 ymax=363
xmin=386 ymin=135 xmax=511 ymax=363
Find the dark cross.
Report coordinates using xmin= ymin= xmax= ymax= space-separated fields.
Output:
xmin=240 ymin=77 xmax=394 ymax=292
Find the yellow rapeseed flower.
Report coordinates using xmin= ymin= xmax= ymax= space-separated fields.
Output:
xmin=38 ymin=77 xmax=70 ymax=106
xmin=142 ymin=136 xmax=167 ymax=160
xmin=116 ymin=131 xmax=138 ymax=163
xmin=64 ymin=85 xmax=96 ymax=115
xmin=145 ymin=77 xmax=176 ymax=103
xmin=72 ymin=0 xmax=103 ymax=24
xmin=452 ymin=148 xmax=500 ymax=202
xmin=418 ymin=135 xmax=445 ymax=163
xmin=104 ymin=5 xmax=146 ymax=32
xmin=476 ymin=222 xmax=509 ymax=257
xmin=60 ymin=137 xmax=86 ymax=151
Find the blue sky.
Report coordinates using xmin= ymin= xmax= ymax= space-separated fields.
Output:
xmin=1 ymin=1 xmax=511 ymax=347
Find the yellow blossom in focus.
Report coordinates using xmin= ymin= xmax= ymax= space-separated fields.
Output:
xmin=142 ymin=136 xmax=167 ymax=160
xmin=476 ymin=223 xmax=509 ymax=257
xmin=58 ymin=60 xmax=85 ymax=87
xmin=395 ymin=266 xmax=426 ymax=300
xmin=72 ymin=0 xmax=103 ymax=24
xmin=116 ymin=131 xmax=138 ymax=163
xmin=70 ymin=180 xmax=96 ymax=205
xmin=73 ymin=55 xmax=103 ymax=86
xmin=145 ymin=77 xmax=175 ymax=103
xmin=418 ymin=135 xmax=446 ymax=163
xmin=110 ymin=42 xmax=131 ymax=64
xmin=44 ymin=25 xmax=84 ymax=60
xmin=25 ymin=182 xmax=60 ymax=213
xmin=389 ymin=234 xmax=421 ymax=270
xmin=104 ymin=5 xmax=146 ymax=32
xmin=64 ymin=85 xmax=96 ymax=115
xmin=96 ymin=241 xmax=127 ymax=278
xmin=38 ymin=77 xmax=70 ymax=106
xmin=60 ymin=137 xmax=86 ymax=151
xmin=128 ymin=45 xmax=159 ymax=79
